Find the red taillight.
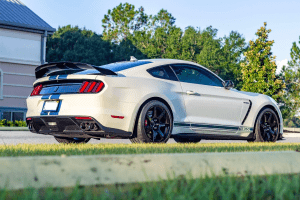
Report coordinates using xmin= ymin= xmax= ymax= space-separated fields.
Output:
xmin=75 ymin=117 xmax=92 ymax=120
xmin=26 ymin=118 xmax=32 ymax=121
xmin=95 ymin=82 xmax=104 ymax=93
xmin=79 ymin=81 xmax=104 ymax=93
xmin=30 ymin=84 xmax=43 ymax=96
xmin=79 ymin=81 xmax=89 ymax=93
xmin=87 ymin=81 xmax=97 ymax=93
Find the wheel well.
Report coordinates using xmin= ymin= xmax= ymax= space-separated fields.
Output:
xmin=131 ymin=97 xmax=174 ymax=137
xmin=253 ymin=104 xmax=281 ymax=133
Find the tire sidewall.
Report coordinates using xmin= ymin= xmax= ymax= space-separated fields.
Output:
xmin=136 ymin=100 xmax=173 ymax=143
xmin=254 ymin=108 xmax=279 ymax=142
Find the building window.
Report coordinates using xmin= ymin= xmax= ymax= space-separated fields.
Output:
xmin=2 ymin=112 xmax=11 ymax=121
xmin=2 ymin=111 xmax=24 ymax=121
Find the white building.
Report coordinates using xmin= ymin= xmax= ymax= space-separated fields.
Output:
xmin=0 ymin=0 xmax=55 ymax=121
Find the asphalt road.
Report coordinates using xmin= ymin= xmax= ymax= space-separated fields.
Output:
xmin=0 ymin=131 xmax=300 ymax=145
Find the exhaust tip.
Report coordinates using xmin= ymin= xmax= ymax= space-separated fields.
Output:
xmin=84 ymin=123 xmax=91 ymax=131
xmin=91 ymin=123 xmax=98 ymax=131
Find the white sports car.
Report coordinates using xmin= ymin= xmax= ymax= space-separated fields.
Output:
xmin=26 ymin=58 xmax=283 ymax=143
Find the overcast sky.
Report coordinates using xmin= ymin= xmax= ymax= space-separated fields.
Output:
xmin=21 ymin=0 xmax=300 ymax=72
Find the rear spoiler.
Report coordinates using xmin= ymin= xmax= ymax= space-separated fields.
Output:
xmin=35 ymin=62 xmax=117 ymax=79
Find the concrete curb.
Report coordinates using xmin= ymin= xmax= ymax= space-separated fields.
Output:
xmin=284 ymin=127 xmax=300 ymax=133
xmin=0 ymin=127 xmax=29 ymax=131
xmin=1 ymin=151 xmax=300 ymax=190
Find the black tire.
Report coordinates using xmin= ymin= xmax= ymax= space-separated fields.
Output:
xmin=130 ymin=100 xmax=173 ymax=143
xmin=174 ymin=137 xmax=201 ymax=143
xmin=54 ymin=137 xmax=90 ymax=144
xmin=248 ymin=108 xmax=280 ymax=142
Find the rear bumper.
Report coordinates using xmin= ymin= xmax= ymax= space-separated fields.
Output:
xmin=26 ymin=116 xmax=132 ymax=139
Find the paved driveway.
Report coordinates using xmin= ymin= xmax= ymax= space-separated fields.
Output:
xmin=0 ymin=131 xmax=299 ymax=145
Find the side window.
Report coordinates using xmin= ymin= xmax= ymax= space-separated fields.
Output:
xmin=147 ymin=66 xmax=178 ymax=81
xmin=171 ymin=65 xmax=223 ymax=87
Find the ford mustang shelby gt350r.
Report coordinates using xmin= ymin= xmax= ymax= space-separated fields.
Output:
xmin=26 ymin=58 xmax=283 ymax=143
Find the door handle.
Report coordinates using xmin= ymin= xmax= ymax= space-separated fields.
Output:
xmin=186 ymin=90 xmax=198 ymax=95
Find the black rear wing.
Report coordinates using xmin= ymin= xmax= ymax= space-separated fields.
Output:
xmin=35 ymin=62 xmax=117 ymax=79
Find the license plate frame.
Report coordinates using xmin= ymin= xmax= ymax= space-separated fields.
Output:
xmin=42 ymin=101 xmax=59 ymax=112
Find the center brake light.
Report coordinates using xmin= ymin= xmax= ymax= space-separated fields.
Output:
xmin=79 ymin=81 xmax=104 ymax=93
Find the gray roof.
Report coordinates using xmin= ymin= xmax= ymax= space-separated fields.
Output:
xmin=0 ymin=0 xmax=55 ymax=33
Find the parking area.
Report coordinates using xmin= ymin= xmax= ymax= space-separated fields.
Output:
xmin=0 ymin=131 xmax=299 ymax=145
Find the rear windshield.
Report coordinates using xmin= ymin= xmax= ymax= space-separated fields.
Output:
xmin=75 ymin=61 xmax=152 ymax=75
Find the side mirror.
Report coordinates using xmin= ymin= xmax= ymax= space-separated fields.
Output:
xmin=223 ymin=80 xmax=234 ymax=90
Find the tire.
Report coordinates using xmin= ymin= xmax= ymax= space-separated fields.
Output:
xmin=54 ymin=137 xmax=90 ymax=144
xmin=130 ymin=100 xmax=173 ymax=143
xmin=248 ymin=108 xmax=280 ymax=142
xmin=174 ymin=137 xmax=201 ymax=143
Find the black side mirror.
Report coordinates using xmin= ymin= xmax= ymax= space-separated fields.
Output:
xmin=223 ymin=80 xmax=234 ymax=90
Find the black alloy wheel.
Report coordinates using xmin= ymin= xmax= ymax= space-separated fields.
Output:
xmin=248 ymin=108 xmax=279 ymax=142
xmin=54 ymin=137 xmax=90 ymax=144
xmin=130 ymin=100 xmax=173 ymax=143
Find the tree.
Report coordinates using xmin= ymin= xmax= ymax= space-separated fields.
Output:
xmin=179 ymin=26 xmax=202 ymax=62
xmin=240 ymin=22 xmax=284 ymax=102
xmin=46 ymin=25 xmax=113 ymax=65
xmin=280 ymin=37 xmax=300 ymax=119
xmin=220 ymin=31 xmax=247 ymax=89
xmin=102 ymin=3 xmax=148 ymax=43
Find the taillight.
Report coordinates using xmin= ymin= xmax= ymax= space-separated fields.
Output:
xmin=30 ymin=84 xmax=43 ymax=96
xmin=78 ymin=81 xmax=104 ymax=93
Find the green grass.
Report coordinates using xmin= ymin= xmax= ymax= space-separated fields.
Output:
xmin=0 ymin=142 xmax=300 ymax=157
xmin=1 ymin=173 xmax=300 ymax=199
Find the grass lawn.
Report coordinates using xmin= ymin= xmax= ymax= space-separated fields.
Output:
xmin=1 ymin=173 xmax=300 ymax=199
xmin=0 ymin=142 xmax=300 ymax=157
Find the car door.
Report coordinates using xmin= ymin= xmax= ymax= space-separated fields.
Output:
xmin=170 ymin=64 xmax=250 ymax=135
xmin=147 ymin=65 xmax=193 ymax=134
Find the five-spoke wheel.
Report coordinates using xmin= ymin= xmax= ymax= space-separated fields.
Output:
xmin=130 ymin=100 xmax=173 ymax=143
xmin=248 ymin=108 xmax=279 ymax=142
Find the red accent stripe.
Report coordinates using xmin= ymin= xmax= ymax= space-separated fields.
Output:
xmin=87 ymin=81 xmax=97 ymax=92
xmin=95 ymin=82 xmax=104 ymax=93
xmin=79 ymin=81 xmax=89 ymax=93
xmin=75 ymin=117 xmax=92 ymax=120
xmin=26 ymin=118 xmax=32 ymax=121
xmin=111 ymin=115 xmax=124 ymax=119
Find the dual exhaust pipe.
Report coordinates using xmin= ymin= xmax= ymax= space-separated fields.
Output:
xmin=79 ymin=122 xmax=98 ymax=131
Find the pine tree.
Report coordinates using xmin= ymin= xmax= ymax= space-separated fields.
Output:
xmin=240 ymin=22 xmax=284 ymax=101
xmin=280 ymin=37 xmax=300 ymax=119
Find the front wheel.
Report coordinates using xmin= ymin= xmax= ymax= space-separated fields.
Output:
xmin=130 ymin=100 xmax=173 ymax=143
xmin=249 ymin=108 xmax=280 ymax=142
xmin=54 ymin=137 xmax=90 ymax=144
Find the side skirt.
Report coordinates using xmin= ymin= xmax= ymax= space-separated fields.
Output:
xmin=173 ymin=121 xmax=254 ymax=139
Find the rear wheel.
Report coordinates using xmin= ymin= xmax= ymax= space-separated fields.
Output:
xmin=130 ymin=100 xmax=173 ymax=143
xmin=248 ymin=108 xmax=279 ymax=142
xmin=174 ymin=137 xmax=201 ymax=143
xmin=54 ymin=137 xmax=90 ymax=144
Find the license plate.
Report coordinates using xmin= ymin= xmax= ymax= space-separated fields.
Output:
xmin=43 ymin=101 xmax=59 ymax=112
